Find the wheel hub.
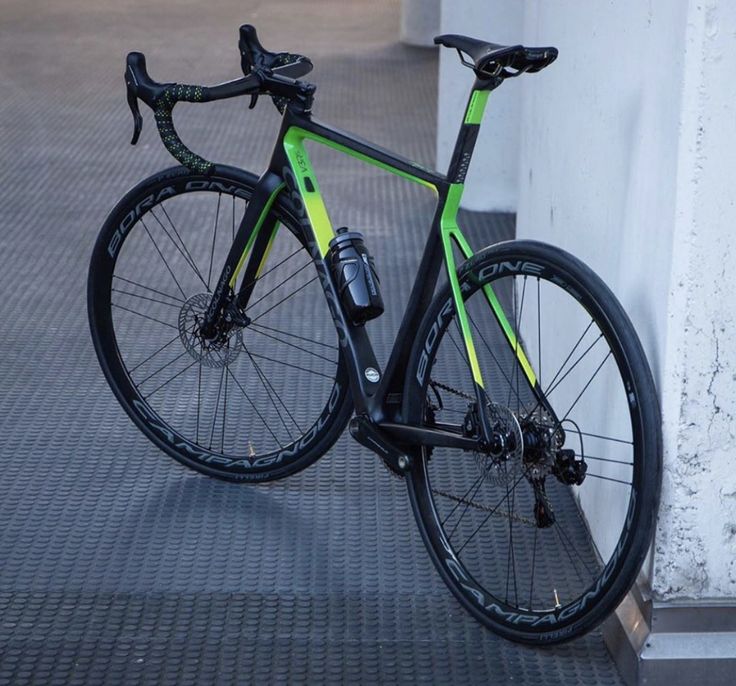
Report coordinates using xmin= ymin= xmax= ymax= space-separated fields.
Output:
xmin=468 ymin=402 xmax=523 ymax=486
xmin=178 ymin=293 xmax=243 ymax=368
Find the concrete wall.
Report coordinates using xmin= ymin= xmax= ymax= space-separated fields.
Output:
xmin=436 ymin=0 xmax=523 ymax=211
xmin=514 ymin=0 xmax=736 ymax=600
xmin=436 ymin=0 xmax=736 ymax=602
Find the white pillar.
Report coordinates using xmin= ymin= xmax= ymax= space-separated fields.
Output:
xmin=436 ymin=0 xmax=523 ymax=211
xmin=516 ymin=0 xmax=736 ymax=678
xmin=400 ymin=0 xmax=441 ymax=47
xmin=516 ymin=0 xmax=736 ymax=606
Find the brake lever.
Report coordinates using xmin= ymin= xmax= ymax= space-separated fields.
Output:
xmin=249 ymin=92 xmax=259 ymax=109
xmin=125 ymin=67 xmax=143 ymax=145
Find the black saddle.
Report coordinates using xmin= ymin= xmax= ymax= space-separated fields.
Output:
xmin=435 ymin=34 xmax=557 ymax=79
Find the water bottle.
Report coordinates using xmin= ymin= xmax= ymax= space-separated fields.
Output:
xmin=327 ymin=227 xmax=384 ymax=325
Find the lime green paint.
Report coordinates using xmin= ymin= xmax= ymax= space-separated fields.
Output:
xmin=282 ymin=130 xmax=334 ymax=257
xmin=440 ymin=184 xmax=538 ymax=388
xmin=283 ymin=127 xmax=439 ymax=257
xmin=285 ymin=127 xmax=438 ymax=193
xmin=464 ymin=90 xmax=490 ymax=125
xmin=228 ymin=183 xmax=284 ymax=288
xmin=440 ymin=184 xmax=485 ymax=387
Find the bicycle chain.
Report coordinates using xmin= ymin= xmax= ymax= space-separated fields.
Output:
xmin=430 ymin=487 xmax=536 ymax=526
xmin=426 ymin=379 xmax=535 ymax=525
xmin=429 ymin=379 xmax=474 ymax=403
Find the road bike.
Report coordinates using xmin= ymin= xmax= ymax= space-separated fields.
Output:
xmin=88 ymin=25 xmax=662 ymax=644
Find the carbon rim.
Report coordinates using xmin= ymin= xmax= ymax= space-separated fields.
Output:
xmin=408 ymin=245 xmax=656 ymax=636
xmin=91 ymin=170 xmax=348 ymax=475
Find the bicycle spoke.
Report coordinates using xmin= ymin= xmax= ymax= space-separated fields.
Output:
xmin=144 ymin=357 xmax=200 ymax=399
xmin=206 ymin=193 xmax=221 ymax=288
xmin=509 ymin=276 xmax=528 ymax=416
xmin=196 ymin=360 xmax=202 ymax=444
xmin=529 ymin=526 xmax=539 ymax=609
xmin=544 ymin=333 xmax=604 ymax=399
xmin=537 ymin=277 xmax=542 ymax=389
xmin=505 ymin=459 xmax=520 ymax=606
xmin=150 ymin=206 xmax=208 ymax=290
xmin=222 ymin=358 xmax=229 ymax=451
xmin=554 ymin=518 xmax=596 ymax=579
xmin=245 ymin=351 xmax=335 ymax=380
xmin=245 ymin=261 xmax=312 ymax=313
xmin=440 ymin=470 xmax=488 ymax=526
xmin=456 ymin=470 xmax=528 ymax=555
xmin=112 ymin=303 xmax=178 ymax=330
xmin=249 ymin=276 xmax=319 ymax=323
xmin=136 ymin=348 xmax=191 ymax=387
xmin=159 ymin=203 xmax=209 ymax=286
xmin=247 ymin=348 xmax=303 ymax=434
xmin=447 ymin=329 xmax=475 ymax=378
xmin=522 ymin=330 xmax=605 ymax=428
xmin=238 ymin=247 xmax=303 ymax=294
xmin=128 ymin=332 xmax=182 ymax=374
xmin=249 ymin=322 xmax=338 ymax=351
xmin=446 ymin=470 xmax=490 ymax=542
xmin=468 ymin=313 xmax=531 ymax=415
xmin=576 ymin=430 xmax=632 ymax=446
xmin=208 ymin=363 xmax=226 ymax=450
xmin=231 ymin=195 xmax=236 ymax=241
xmin=553 ymin=523 xmax=587 ymax=586
xmin=224 ymin=366 xmax=283 ymax=449
xmin=113 ymin=275 xmax=184 ymax=304
xmin=112 ymin=288 xmax=182 ymax=309
xmin=246 ymin=326 xmax=338 ymax=365
xmin=560 ymin=350 xmax=612 ymax=422
xmin=141 ymin=217 xmax=187 ymax=299
xmin=582 ymin=454 xmax=633 ymax=467
xmin=583 ymin=472 xmax=631 ymax=486
xmin=545 ymin=319 xmax=595 ymax=391
xmin=242 ymin=345 xmax=297 ymax=438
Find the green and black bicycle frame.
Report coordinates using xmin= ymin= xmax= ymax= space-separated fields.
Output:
xmin=202 ymin=75 xmax=558 ymax=470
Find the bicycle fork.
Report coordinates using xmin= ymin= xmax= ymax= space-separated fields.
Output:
xmin=199 ymin=172 xmax=284 ymax=338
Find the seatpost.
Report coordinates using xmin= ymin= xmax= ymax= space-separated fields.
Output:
xmin=446 ymin=77 xmax=502 ymax=184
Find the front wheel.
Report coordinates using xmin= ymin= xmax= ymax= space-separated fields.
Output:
xmin=404 ymin=240 xmax=661 ymax=644
xmin=88 ymin=165 xmax=353 ymax=482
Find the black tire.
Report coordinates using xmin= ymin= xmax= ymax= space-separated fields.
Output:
xmin=88 ymin=165 xmax=353 ymax=482
xmin=404 ymin=240 xmax=661 ymax=644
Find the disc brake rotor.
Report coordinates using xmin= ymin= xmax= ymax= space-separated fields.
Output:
xmin=474 ymin=402 xmax=524 ymax=486
xmin=178 ymin=293 xmax=242 ymax=369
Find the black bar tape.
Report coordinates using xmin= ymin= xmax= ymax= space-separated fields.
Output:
xmin=153 ymin=84 xmax=214 ymax=174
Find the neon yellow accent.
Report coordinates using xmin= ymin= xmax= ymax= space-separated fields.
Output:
xmin=282 ymin=131 xmax=334 ymax=256
xmin=440 ymin=184 xmax=538 ymax=388
xmin=228 ymin=184 xmax=284 ymax=288
xmin=283 ymin=127 xmax=439 ymax=257
xmin=440 ymin=184 xmax=484 ymax=386
xmin=464 ymin=90 xmax=489 ymax=125
xmin=255 ymin=223 xmax=279 ymax=278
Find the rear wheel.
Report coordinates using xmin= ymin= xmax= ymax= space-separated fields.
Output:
xmin=405 ymin=240 xmax=661 ymax=643
xmin=88 ymin=165 xmax=352 ymax=482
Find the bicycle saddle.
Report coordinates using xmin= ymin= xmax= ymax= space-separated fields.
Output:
xmin=434 ymin=34 xmax=557 ymax=78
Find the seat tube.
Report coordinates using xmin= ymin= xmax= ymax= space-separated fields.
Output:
xmin=446 ymin=79 xmax=498 ymax=184
xmin=440 ymin=82 xmax=497 ymax=443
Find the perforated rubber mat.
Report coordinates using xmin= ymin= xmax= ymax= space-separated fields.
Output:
xmin=0 ymin=0 xmax=622 ymax=683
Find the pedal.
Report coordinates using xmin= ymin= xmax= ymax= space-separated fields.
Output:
xmin=349 ymin=415 xmax=410 ymax=477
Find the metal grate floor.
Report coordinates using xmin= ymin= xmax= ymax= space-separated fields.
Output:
xmin=0 ymin=0 xmax=622 ymax=683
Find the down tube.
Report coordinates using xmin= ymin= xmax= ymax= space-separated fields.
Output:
xmin=281 ymin=127 xmax=383 ymax=409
